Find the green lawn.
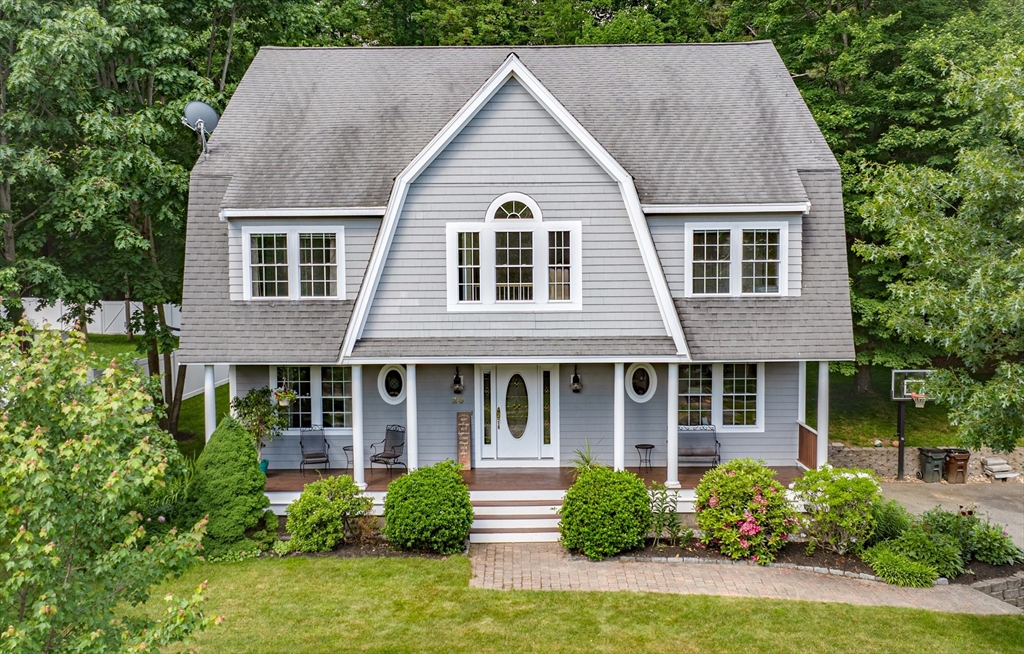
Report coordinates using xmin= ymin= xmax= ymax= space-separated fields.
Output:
xmin=175 ymin=383 xmax=229 ymax=460
xmin=139 ymin=557 xmax=1022 ymax=653
xmin=806 ymin=365 xmax=955 ymax=448
xmin=84 ymin=334 xmax=142 ymax=367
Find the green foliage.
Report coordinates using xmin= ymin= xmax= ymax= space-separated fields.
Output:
xmin=972 ymin=522 xmax=1024 ymax=566
xmin=0 ymin=325 xmax=211 ymax=652
xmin=190 ymin=416 xmax=270 ymax=557
xmin=889 ymin=525 xmax=964 ymax=579
xmin=694 ymin=459 xmax=797 ymax=564
xmin=920 ymin=505 xmax=981 ymax=562
xmin=287 ymin=475 xmax=374 ymax=552
xmin=230 ymin=386 xmax=289 ymax=455
xmin=650 ymin=483 xmax=689 ymax=548
xmin=862 ymin=543 xmax=938 ymax=587
xmin=559 ymin=467 xmax=651 ymax=560
xmin=271 ymin=539 xmax=295 ymax=557
xmin=867 ymin=498 xmax=914 ymax=546
xmin=568 ymin=440 xmax=603 ymax=479
xmin=793 ymin=466 xmax=881 ymax=555
xmin=383 ymin=460 xmax=473 ymax=555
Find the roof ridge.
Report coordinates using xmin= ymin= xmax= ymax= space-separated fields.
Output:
xmin=258 ymin=41 xmax=776 ymax=52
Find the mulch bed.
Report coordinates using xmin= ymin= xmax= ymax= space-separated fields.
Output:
xmin=282 ymin=537 xmax=451 ymax=560
xmin=950 ymin=559 xmax=1024 ymax=585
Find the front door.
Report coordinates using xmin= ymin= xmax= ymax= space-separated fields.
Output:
xmin=495 ymin=365 xmax=540 ymax=459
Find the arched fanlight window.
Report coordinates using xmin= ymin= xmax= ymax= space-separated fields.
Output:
xmin=493 ymin=200 xmax=533 ymax=220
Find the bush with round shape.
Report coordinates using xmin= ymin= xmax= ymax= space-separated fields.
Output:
xmin=287 ymin=474 xmax=373 ymax=552
xmin=921 ymin=505 xmax=981 ymax=562
xmin=383 ymin=460 xmax=473 ymax=555
xmin=889 ymin=525 xmax=964 ymax=579
xmin=694 ymin=459 xmax=797 ymax=564
xmin=972 ymin=522 xmax=1024 ymax=566
xmin=867 ymin=498 xmax=913 ymax=546
xmin=190 ymin=417 xmax=271 ymax=557
xmin=559 ymin=467 xmax=651 ymax=560
xmin=863 ymin=543 xmax=938 ymax=587
xmin=792 ymin=465 xmax=880 ymax=555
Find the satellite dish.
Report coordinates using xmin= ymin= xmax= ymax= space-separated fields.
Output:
xmin=181 ymin=101 xmax=220 ymax=159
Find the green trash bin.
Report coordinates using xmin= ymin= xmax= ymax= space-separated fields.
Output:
xmin=918 ymin=448 xmax=946 ymax=483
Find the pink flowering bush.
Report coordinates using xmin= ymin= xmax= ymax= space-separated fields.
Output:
xmin=694 ymin=459 xmax=797 ymax=564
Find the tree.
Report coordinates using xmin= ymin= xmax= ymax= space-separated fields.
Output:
xmin=858 ymin=44 xmax=1024 ymax=452
xmin=0 ymin=325 xmax=213 ymax=652
xmin=230 ymin=386 xmax=289 ymax=458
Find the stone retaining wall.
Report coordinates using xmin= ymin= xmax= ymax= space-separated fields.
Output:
xmin=972 ymin=572 xmax=1024 ymax=608
xmin=828 ymin=444 xmax=1024 ymax=479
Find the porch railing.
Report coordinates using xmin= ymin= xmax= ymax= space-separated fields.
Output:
xmin=797 ymin=421 xmax=817 ymax=470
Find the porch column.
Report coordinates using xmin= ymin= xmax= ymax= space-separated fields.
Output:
xmin=351 ymin=365 xmax=366 ymax=489
xmin=816 ymin=361 xmax=829 ymax=468
xmin=613 ymin=362 xmax=625 ymax=471
xmin=666 ymin=363 xmax=680 ymax=488
xmin=203 ymin=364 xmax=216 ymax=442
xmin=406 ymin=364 xmax=418 ymax=471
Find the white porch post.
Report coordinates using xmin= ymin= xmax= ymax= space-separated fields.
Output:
xmin=817 ymin=361 xmax=829 ymax=468
xmin=406 ymin=364 xmax=418 ymax=471
xmin=203 ymin=364 xmax=216 ymax=442
xmin=797 ymin=360 xmax=807 ymax=423
xmin=613 ymin=362 xmax=625 ymax=471
xmin=351 ymin=365 xmax=366 ymax=489
xmin=666 ymin=363 xmax=680 ymax=488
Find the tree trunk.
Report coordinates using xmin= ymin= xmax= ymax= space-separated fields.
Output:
xmin=854 ymin=364 xmax=874 ymax=395
xmin=156 ymin=303 xmax=173 ymax=407
xmin=142 ymin=301 xmax=163 ymax=413
xmin=219 ymin=5 xmax=237 ymax=93
xmin=168 ymin=362 xmax=187 ymax=434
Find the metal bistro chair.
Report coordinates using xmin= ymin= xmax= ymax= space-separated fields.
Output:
xmin=371 ymin=424 xmax=407 ymax=477
xmin=299 ymin=426 xmax=331 ymax=476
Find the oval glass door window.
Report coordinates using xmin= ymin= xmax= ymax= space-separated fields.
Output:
xmin=505 ymin=374 xmax=529 ymax=439
xmin=384 ymin=369 xmax=404 ymax=398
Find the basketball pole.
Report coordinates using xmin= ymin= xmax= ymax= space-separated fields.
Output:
xmin=896 ymin=400 xmax=907 ymax=481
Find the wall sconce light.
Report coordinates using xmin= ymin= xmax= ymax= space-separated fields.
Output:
xmin=451 ymin=366 xmax=465 ymax=394
xmin=570 ymin=365 xmax=583 ymax=393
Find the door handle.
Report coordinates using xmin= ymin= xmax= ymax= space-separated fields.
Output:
xmin=497 ymin=407 xmax=501 ymax=430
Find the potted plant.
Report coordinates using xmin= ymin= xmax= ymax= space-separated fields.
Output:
xmin=231 ymin=386 xmax=290 ymax=474
xmin=272 ymin=387 xmax=297 ymax=407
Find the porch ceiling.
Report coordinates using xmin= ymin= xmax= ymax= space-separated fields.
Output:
xmin=349 ymin=336 xmax=678 ymax=359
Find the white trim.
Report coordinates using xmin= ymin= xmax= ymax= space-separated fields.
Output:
xmin=613 ymin=362 xmax=625 ymax=471
xmin=486 ymin=192 xmax=543 ymax=222
xmin=473 ymin=364 xmax=560 ymax=468
xmin=406 ymin=364 xmax=418 ymax=470
xmin=625 ymin=362 xmax=658 ymax=404
xmin=341 ymin=53 xmax=689 ymax=360
xmin=797 ymin=360 xmax=807 ymax=423
xmin=817 ymin=361 xmax=829 ymax=468
xmin=666 ymin=363 xmax=680 ymax=488
xmin=270 ymin=365 xmax=356 ymax=435
xmin=677 ymin=362 xmax=766 ymax=433
xmin=642 ymin=202 xmax=811 ymax=215
xmin=240 ymin=224 xmax=346 ymax=301
xmin=377 ymin=364 xmax=407 ymax=405
xmin=683 ymin=221 xmax=789 ymax=298
xmin=221 ymin=207 xmax=385 ymax=220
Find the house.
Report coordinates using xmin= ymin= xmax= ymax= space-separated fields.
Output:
xmin=179 ymin=43 xmax=854 ymax=539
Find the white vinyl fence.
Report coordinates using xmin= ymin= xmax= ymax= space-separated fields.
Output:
xmin=17 ymin=297 xmax=181 ymax=335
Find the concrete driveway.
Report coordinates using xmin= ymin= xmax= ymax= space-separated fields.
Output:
xmin=880 ymin=482 xmax=1024 ymax=547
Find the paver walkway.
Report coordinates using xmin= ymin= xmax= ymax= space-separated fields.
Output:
xmin=469 ymin=543 xmax=1021 ymax=615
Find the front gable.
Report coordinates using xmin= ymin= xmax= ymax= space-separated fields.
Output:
xmin=344 ymin=56 xmax=688 ymax=358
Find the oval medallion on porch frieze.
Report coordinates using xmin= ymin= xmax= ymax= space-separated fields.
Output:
xmin=505 ymin=374 xmax=529 ymax=439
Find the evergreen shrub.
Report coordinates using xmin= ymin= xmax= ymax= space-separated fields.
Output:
xmin=694 ymin=459 xmax=797 ymax=564
xmin=287 ymin=475 xmax=373 ymax=552
xmin=383 ymin=460 xmax=473 ymax=555
xmin=190 ymin=417 xmax=271 ymax=557
xmin=559 ymin=467 xmax=652 ymax=560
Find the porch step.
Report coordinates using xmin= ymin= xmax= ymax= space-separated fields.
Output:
xmin=469 ymin=496 xmax=563 ymax=543
xmin=469 ymin=526 xmax=561 ymax=543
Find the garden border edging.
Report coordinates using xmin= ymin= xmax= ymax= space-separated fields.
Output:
xmin=971 ymin=571 xmax=1024 ymax=608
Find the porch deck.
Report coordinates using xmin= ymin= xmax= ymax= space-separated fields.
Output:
xmin=264 ymin=465 xmax=805 ymax=493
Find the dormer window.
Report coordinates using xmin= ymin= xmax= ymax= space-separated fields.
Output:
xmin=684 ymin=222 xmax=789 ymax=297
xmin=242 ymin=225 xmax=345 ymax=300
xmin=446 ymin=193 xmax=582 ymax=311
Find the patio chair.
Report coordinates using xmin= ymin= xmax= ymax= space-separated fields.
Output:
xmin=371 ymin=424 xmax=407 ymax=477
xmin=299 ymin=426 xmax=330 ymax=476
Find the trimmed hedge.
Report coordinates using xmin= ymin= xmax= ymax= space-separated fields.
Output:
xmin=383 ymin=460 xmax=473 ymax=555
xmin=190 ymin=417 xmax=271 ymax=557
xmin=287 ymin=475 xmax=373 ymax=552
xmin=559 ymin=467 xmax=651 ymax=561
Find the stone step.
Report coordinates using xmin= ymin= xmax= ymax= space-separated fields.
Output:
xmin=473 ymin=516 xmax=560 ymax=530
xmin=991 ymin=471 xmax=1020 ymax=480
xmin=982 ymin=457 xmax=1008 ymax=466
xmin=984 ymin=464 xmax=1014 ymax=473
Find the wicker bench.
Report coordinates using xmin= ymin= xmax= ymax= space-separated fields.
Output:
xmin=678 ymin=425 xmax=720 ymax=466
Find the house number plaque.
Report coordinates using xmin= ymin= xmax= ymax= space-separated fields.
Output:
xmin=456 ymin=411 xmax=472 ymax=471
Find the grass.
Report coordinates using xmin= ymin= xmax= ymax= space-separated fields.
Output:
xmin=84 ymin=334 xmax=143 ymax=367
xmin=174 ymin=383 xmax=230 ymax=460
xmin=138 ymin=557 xmax=1023 ymax=653
xmin=806 ymin=365 xmax=955 ymax=448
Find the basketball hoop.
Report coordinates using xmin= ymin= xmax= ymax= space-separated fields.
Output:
xmin=910 ymin=392 xmax=927 ymax=409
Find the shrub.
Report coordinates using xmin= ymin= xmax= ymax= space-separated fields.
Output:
xmin=867 ymin=498 xmax=914 ymax=546
xmin=694 ymin=459 xmax=797 ymax=564
xmin=921 ymin=505 xmax=981 ymax=562
xmin=383 ymin=460 xmax=473 ymax=555
xmin=559 ymin=467 xmax=651 ymax=560
xmin=287 ymin=475 xmax=374 ymax=552
xmin=889 ymin=525 xmax=964 ymax=579
xmin=191 ymin=417 xmax=271 ymax=557
xmin=972 ymin=522 xmax=1024 ymax=566
xmin=863 ymin=543 xmax=938 ymax=587
xmin=230 ymin=386 xmax=289 ymax=458
xmin=792 ymin=465 xmax=880 ymax=555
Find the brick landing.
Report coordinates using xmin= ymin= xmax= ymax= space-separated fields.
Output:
xmin=469 ymin=543 xmax=1021 ymax=616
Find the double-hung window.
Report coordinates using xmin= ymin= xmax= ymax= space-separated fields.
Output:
xmin=447 ymin=193 xmax=582 ymax=311
xmin=242 ymin=225 xmax=345 ymax=300
xmin=273 ymin=366 xmax=353 ymax=430
xmin=678 ymin=363 xmax=764 ymax=430
xmin=685 ymin=222 xmax=788 ymax=297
